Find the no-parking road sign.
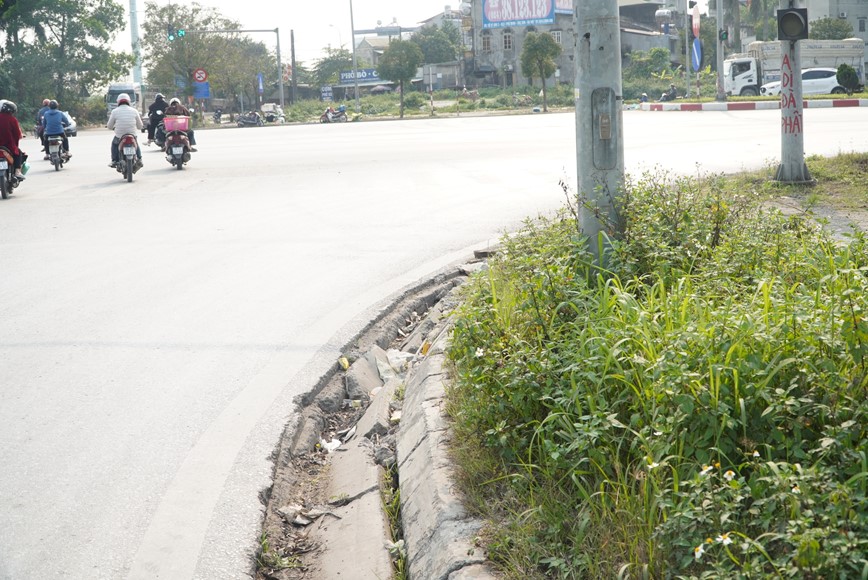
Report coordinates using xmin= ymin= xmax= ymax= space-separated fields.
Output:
xmin=193 ymin=68 xmax=208 ymax=83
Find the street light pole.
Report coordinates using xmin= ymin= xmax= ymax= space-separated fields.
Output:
xmin=350 ymin=0 xmax=361 ymax=113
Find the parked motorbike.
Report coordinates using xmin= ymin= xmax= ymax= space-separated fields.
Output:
xmin=46 ymin=134 xmax=70 ymax=171
xmin=236 ymin=111 xmax=263 ymax=127
xmin=212 ymin=109 xmax=223 ymax=123
xmin=0 ymin=146 xmax=24 ymax=199
xmin=113 ymin=134 xmax=141 ymax=182
xmin=163 ymin=115 xmax=192 ymax=170
xmin=320 ymin=106 xmax=348 ymax=123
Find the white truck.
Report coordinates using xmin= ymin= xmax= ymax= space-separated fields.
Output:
xmin=723 ymin=38 xmax=865 ymax=97
xmin=105 ymin=82 xmax=142 ymax=118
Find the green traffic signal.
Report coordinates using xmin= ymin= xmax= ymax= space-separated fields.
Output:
xmin=718 ymin=28 xmax=729 ymax=41
xmin=167 ymin=24 xmax=175 ymax=41
xmin=176 ymin=29 xmax=186 ymax=38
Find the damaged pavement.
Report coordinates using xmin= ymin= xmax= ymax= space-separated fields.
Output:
xmin=257 ymin=258 xmax=500 ymax=580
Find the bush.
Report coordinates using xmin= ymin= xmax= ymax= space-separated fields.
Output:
xmin=837 ymin=63 xmax=861 ymax=95
xmin=402 ymin=92 xmax=427 ymax=109
xmin=447 ymin=168 xmax=868 ymax=578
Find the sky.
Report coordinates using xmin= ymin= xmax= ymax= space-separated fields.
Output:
xmin=118 ymin=0 xmax=459 ymax=68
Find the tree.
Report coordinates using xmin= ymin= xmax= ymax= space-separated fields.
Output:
xmin=312 ymin=47 xmax=353 ymax=87
xmin=519 ymin=32 xmax=561 ymax=112
xmin=141 ymin=2 xmax=275 ymax=111
xmin=377 ymin=39 xmax=423 ymax=119
xmin=836 ymin=63 xmax=860 ymax=95
xmin=809 ymin=17 xmax=854 ymax=40
xmin=0 ymin=0 xmax=131 ymax=118
xmin=411 ymin=25 xmax=456 ymax=64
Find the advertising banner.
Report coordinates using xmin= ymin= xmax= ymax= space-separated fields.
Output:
xmin=482 ymin=0 xmax=555 ymax=29
xmin=555 ymin=0 xmax=571 ymax=15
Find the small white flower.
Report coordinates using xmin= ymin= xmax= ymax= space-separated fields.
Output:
xmin=700 ymin=465 xmax=713 ymax=476
xmin=752 ymin=450 xmax=760 ymax=458
xmin=724 ymin=470 xmax=736 ymax=481
xmin=716 ymin=533 xmax=733 ymax=546
xmin=694 ymin=543 xmax=705 ymax=560
xmin=791 ymin=484 xmax=801 ymax=494
xmin=647 ymin=460 xmax=660 ymax=470
xmin=475 ymin=347 xmax=484 ymax=358
xmin=654 ymin=430 xmax=663 ymax=437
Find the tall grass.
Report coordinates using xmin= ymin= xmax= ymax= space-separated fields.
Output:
xmin=446 ymin=167 xmax=868 ymax=578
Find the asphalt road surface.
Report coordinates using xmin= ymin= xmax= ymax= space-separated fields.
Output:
xmin=0 ymin=107 xmax=866 ymax=579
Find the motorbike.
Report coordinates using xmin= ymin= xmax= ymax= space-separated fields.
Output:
xmin=320 ymin=106 xmax=348 ymax=123
xmin=236 ymin=111 xmax=263 ymax=127
xmin=0 ymin=146 xmax=24 ymax=199
xmin=114 ymin=134 xmax=141 ymax=182
xmin=163 ymin=115 xmax=192 ymax=170
xmin=212 ymin=109 xmax=223 ymax=123
xmin=46 ymin=134 xmax=70 ymax=171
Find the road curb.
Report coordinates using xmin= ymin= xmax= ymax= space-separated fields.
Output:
xmin=642 ymin=98 xmax=868 ymax=111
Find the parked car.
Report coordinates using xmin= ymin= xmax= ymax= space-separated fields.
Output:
xmin=62 ymin=111 xmax=77 ymax=137
xmin=760 ymin=67 xmax=847 ymax=96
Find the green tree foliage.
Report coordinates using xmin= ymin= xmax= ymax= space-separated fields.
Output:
xmin=312 ymin=47 xmax=352 ymax=87
xmin=836 ymin=63 xmax=860 ymax=95
xmin=410 ymin=24 xmax=457 ymax=64
xmin=377 ymin=39 xmax=423 ymax=119
xmin=141 ymin=2 xmax=276 ymax=111
xmin=519 ymin=31 xmax=561 ymax=112
xmin=745 ymin=0 xmax=777 ymax=41
xmin=809 ymin=17 xmax=854 ymax=40
xmin=0 ymin=0 xmax=131 ymax=119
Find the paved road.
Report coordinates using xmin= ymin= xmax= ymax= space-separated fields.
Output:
xmin=0 ymin=108 xmax=865 ymax=579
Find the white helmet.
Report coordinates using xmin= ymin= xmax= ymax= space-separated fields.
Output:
xmin=117 ymin=93 xmax=131 ymax=105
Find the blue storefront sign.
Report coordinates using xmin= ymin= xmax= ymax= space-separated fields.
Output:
xmin=193 ymin=81 xmax=211 ymax=99
xmin=339 ymin=69 xmax=379 ymax=84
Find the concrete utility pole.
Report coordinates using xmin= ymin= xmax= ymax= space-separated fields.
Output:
xmin=775 ymin=1 xmax=812 ymax=183
xmin=349 ymin=0 xmax=361 ymax=114
xmin=291 ymin=30 xmax=298 ymax=105
xmin=129 ymin=0 xmax=144 ymax=110
xmin=715 ymin=0 xmax=726 ymax=100
xmin=575 ymin=0 xmax=625 ymax=267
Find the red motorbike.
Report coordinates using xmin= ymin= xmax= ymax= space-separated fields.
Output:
xmin=163 ymin=115 xmax=192 ymax=170
xmin=114 ymin=134 xmax=141 ymax=182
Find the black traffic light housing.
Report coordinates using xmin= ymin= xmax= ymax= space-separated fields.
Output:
xmin=718 ymin=28 xmax=728 ymax=41
xmin=778 ymin=8 xmax=809 ymax=41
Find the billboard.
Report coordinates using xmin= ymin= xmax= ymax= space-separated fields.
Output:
xmin=339 ymin=68 xmax=380 ymax=84
xmin=482 ymin=0 xmax=555 ymax=29
xmin=555 ymin=0 xmax=572 ymax=15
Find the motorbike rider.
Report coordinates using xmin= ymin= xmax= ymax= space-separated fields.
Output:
xmin=146 ymin=93 xmax=168 ymax=143
xmin=36 ymin=98 xmax=51 ymax=159
xmin=41 ymin=100 xmax=70 ymax=158
xmin=164 ymin=97 xmax=197 ymax=151
xmin=106 ymin=93 xmax=143 ymax=169
xmin=0 ymin=100 xmax=27 ymax=180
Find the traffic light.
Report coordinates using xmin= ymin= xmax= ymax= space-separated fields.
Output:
xmin=176 ymin=28 xmax=186 ymax=39
xmin=718 ymin=28 xmax=729 ymax=41
xmin=688 ymin=1 xmax=697 ymax=8
xmin=167 ymin=24 xmax=175 ymax=41
xmin=778 ymin=8 xmax=809 ymax=41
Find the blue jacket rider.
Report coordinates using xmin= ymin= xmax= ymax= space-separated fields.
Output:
xmin=41 ymin=100 xmax=70 ymax=157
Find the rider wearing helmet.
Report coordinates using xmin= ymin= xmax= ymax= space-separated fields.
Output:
xmin=0 ymin=100 xmax=27 ymax=179
xmin=41 ymin=100 xmax=71 ymax=158
xmin=163 ymin=97 xmax=197 ymax=151
xmin=36 ymin=98 xmax=51 ymax=159
xmin=106 ymin=93 xmax=144 ymax=168
xmin=146 ymin=92 xmax=168 ymax=143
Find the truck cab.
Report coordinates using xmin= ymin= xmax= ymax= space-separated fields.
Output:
xmin=106 ymin=83 xmax=142 ymax=118
xmin=724 ymin=57 xmax=765 ymax=97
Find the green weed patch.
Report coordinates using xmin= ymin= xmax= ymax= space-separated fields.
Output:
xmin=446 ymin=163 xmax=868 ymax=578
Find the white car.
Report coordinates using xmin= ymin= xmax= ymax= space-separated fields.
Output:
xmin=760 ymin=67 xmax=847 ymax=96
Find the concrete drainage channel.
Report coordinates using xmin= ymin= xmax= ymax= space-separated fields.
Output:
xmin=257 ymin=255 xmax=500 ymax=580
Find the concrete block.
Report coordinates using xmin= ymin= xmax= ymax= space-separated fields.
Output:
xmin=306 ymin=490 xmax=392 ymax=580
xmin=327 ymin=438 xmax=380 ymax=502
xmin=407 ymin=519 xmax=487 ymax=580
xmin=355 ymin=377 xmax=399 ymax=440
xmin=344 ymin=355 xmax=381 ymax=402
xmin=448 ymin=563 xmax=499 ymax=579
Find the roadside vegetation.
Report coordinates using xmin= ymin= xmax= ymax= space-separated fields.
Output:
xmin=445 ymin=154 xmax=868 ymax=578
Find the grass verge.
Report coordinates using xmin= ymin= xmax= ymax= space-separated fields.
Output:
xmin=445 ymin=154 xmax=868 ymax=578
